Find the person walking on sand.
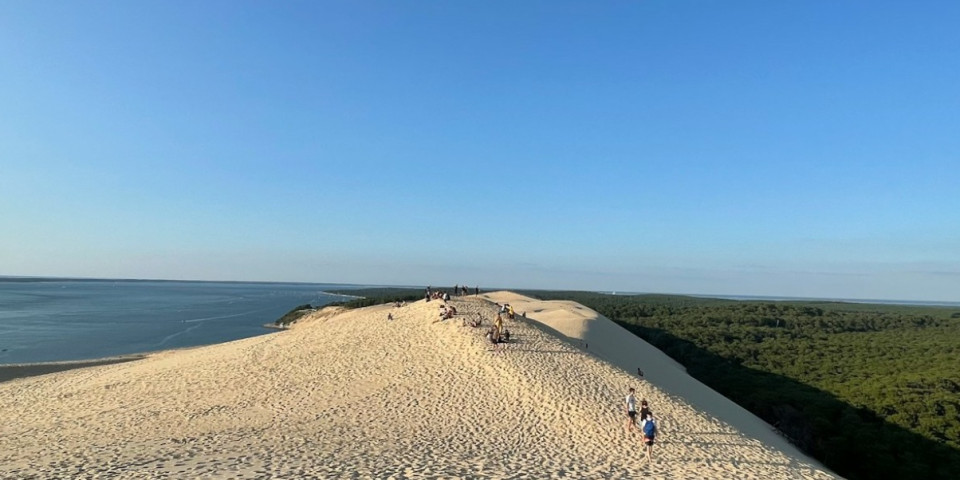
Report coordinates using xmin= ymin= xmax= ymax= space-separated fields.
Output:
xmin=625 ymin=388 xmax=638 ymax=432
xmin=640 ymin=413 xmax=657 ymax=464
xmin=639 ymin=399 xmax=651 ymax=422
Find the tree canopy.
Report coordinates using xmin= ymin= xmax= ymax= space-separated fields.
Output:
xmin=519 ymin=290 xmax=960 ymax=480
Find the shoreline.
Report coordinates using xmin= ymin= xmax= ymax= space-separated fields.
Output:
xmin=0 ymin=355 xmax=147 ymax=384
xmin=0 ymin=320 xmax=295 ymax=375
xmin=317 ymin=290 xmax=365 ymax=299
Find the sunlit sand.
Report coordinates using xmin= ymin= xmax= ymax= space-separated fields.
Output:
xmin=0 ymin=292 xmax=837 ymax=478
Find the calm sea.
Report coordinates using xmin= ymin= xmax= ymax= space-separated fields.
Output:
xmin=0 ymin=279 xmax=356 ymax=365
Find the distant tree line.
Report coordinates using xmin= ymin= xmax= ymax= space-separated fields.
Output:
xmin=326 ymin=288 xmax=423 ymax=309
xmin=293 ymin=287 xmax=960 ymax=479
xmin=520 ymin=290 xmax=960 ymax=480
xmin=274 ymin=289 xmax=424 ymax=326
xmin=274 ymin=304 xmax=315 ymax=326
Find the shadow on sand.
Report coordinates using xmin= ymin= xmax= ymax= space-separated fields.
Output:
xmin=615 ymin=323 xmax=960 ymax=480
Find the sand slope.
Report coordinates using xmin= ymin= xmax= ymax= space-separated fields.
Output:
xmin=0 ymin=292 xmax=838 ymax=479
xmin=481 ymin=292 xmax=823 ymax=464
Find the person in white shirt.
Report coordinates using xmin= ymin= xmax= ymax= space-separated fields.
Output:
xmin=625 ymin=388 xmax=638 ymax=432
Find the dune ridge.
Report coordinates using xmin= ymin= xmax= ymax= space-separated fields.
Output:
xmin=480 ymin=292 xmax=824 ymax=463
xmin=0 ymin=292 xmax=837 ymax=479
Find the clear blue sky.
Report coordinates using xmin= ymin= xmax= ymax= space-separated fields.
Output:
xmin=2 ymin=1 xmax=958 ymax=301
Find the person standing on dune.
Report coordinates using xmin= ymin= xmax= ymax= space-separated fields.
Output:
xmin=625 ymin=388 xmax=638 ymax=432
xmin=640 ymin=412 xmax=657 ymax=464
xmin=639 ymin=399 xmax=650 ymax=421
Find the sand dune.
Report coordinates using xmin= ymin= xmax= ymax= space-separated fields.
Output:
xmin=481 ymin=292 xmax=829 ymax=468
xmin=0 ymin=292 xmax=838 ymax=479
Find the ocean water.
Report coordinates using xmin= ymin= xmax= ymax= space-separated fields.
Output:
xmin=0 ymin=279 xmax=354 ymax=365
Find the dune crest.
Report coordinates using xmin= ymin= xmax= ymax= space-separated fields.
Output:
xmin=482 ymin=292 xmax=832 ymax=468
xmin=0 ymin=292 xmax=837 ymax=478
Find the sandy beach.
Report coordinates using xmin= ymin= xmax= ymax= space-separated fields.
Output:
xmin=0 ymin=292 xmax=839 ymax=479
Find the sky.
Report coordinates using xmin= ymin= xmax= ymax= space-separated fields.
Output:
xmin=1 ymin=1 xmax=959 ymax=301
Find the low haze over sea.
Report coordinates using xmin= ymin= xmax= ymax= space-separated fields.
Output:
xmin=0 ymin=278 xmax=357 ymax=364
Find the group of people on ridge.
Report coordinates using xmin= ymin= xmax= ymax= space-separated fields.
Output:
xmin=625 ymin=387 xmax=658 ymax=464
xmin=425 ymin=284 xmax=479 ymax=303
xmin=439 ymin=304 xmax=457 ymax=320
xmin=410 ymin=287 xmax=661 ymax=464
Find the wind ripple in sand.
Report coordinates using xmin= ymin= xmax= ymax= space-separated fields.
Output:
xmin=0 ymin=294 xmax=838 ymax=479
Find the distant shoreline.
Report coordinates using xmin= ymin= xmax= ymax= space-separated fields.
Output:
xmin=2 ymin=290 xmax=355 ymax=378
xmin=0 ymin=281 xmax=365 ymax=369
xmin=0 ymin=275 xmax=361 ymax=287
xmin=0 ymin=322 xmax=297 ymax=372
xmin=3 ymin=276 xmax=955 ymax=304
xmin=318 ymin=290 xmax=364 ymax=299
xmin=1 ymin=320 xmax=306 ymax=382
xmin=0 ymin=355 xmax=146 ymax=384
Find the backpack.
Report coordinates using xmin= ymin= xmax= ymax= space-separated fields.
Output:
xmin=642 ymin=419 xmax=656 ymax=438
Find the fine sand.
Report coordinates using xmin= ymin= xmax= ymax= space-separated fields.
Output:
xmin=0 ymin=292 xmax=839 ymax=479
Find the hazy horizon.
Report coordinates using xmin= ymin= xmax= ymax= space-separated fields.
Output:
xmin=3 ymin=2 xmax=958 ymax=303
xmin=3 ymin=274 xmax=959 ymax=305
